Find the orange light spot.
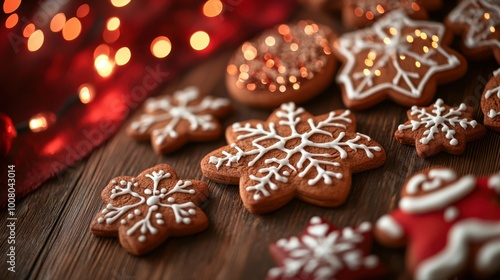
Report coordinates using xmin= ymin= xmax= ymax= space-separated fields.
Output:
xmin=62 ymin=17 xmax=82 ymax=41
xmin=376 ymin=4 xmax=385 ymax=14
xmin=23 ymin=23 xmax=35 ymax=38
xmin=226 ymin=64 xmax=238 ymax=75
xmin=411 ymin=3 xmax=420 ymax=11
xmin=203 ymin=0 xmax=223 ymax=17
xmin=27 ymin=30 xmax=44 ymax=51
xmin=106 ymin=17 xmax=120 ymax=31
xmin=278 ymin=24 xmax=290 ymax=35
xmin=78 ymin=84 xmax=95 ymax=104
xmin=50 ymin=13 xmax=66 ymax=32
xmin=111 ymin=0 xmax=131 ymax=7
xmin=366 ymin=11 xmax=374 ymax=20
xmin=29 ymin=112 xmax=56 ymax=133
xmin=151 ymin=36 xmax=172 ymax=58
xmin=94 ymin=54 xmax=114 ymax=77
xmin=5 ymin=13 xmax=18 ymax=29
xmin=243 ymin=46 xmax=257 ymax=60
xmin=94 ymin=44 xmax=110 ymax=59
xmin=3 ymin=0 xmax=21 ymax=13
xmin=354 ymin=7 xmax=364 ymax=17
xmin=103 ymin=28 xmax=120 ymax=43
xmin=76 ymin=4 xmax=90 ymax=18
xmin=190 ymin=31 xmax=210 ymax=51
xmin=115 ymin=47 xmax=131 ymax=66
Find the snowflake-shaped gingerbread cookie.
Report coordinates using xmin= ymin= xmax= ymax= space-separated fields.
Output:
xmin=127 ymin=86 xmax=231 ymax=154
xmin=446 ymin=0 xmax=500 ymax=63
xmin=201 ymin=102 xmax=386 ymax=214
xmin=267 ymin=217 xmax=386 ymax=280
xmin=395 ymin=98 xmax=486 ymax=158
xmin=481 ymin=68 xmax=500 ymax=131
xmin=333 ymin=10 xmax=466 ymax=109
xmin=90 ymin=164 xmax=209 ymax=255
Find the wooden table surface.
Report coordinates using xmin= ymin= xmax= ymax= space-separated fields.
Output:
xmin=2 ymin=6 xmax=500 ymax=280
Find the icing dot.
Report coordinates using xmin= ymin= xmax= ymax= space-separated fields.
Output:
xmin=159 ymin=170 xmax=164 ymax=175
xmin=183 ymin=218 xmax=191 ymax=224
xmin=111 ymin=190 xmax=116 ymax=194
xmin=131 ymin=178 xmax=135 ymax=182
xmin=155 ymin=213 xmax=163 ymax=218
xmin=276 ymin=238 xmax=287 ymax=247
xmin=282 ymin=171 xmax=290 ymax=176
xmin=450 ymin=139 xmax=458 ymax=146
xmin=147 ymin=196 xmax=160 ymax=206
xmin=101 ymin=209 xmax=109 ymax=214
xmin=120 ymin=180 xmax=126 ymax=185
xmin=97 ymin=218 xmax=104 ymax=224
xmin=168 ymin=197 xmax=175 ymax=203
xmin=188 ymin=189 xmax=195 ymax=194
xmin=310 ymin=216 xmax=321 ymax=224
xmin=144 ymin=189 xmax=152 ymax=195
xmin=133 ymin=182 xmax=139 ymax=187
xmin=120 ymin=219 xmax=126 ymax=225
xmin=151 ymin=205 xmax=159 ymax=211
xmin=267 ymin=268 xmax=282 ymax=277
xmin=188 ymin=209 xmax=196 ymax=215
xmin=358 ymin=222 xmax=372 ymax=232
xmin=161 ymin=188 xmax=167 ymax=194
xmin=134 ymin=209 xmax=141 ymax=215
xmin=364 ymin=255 xmax=379 ymax=268
xmin=155 ymin=190 xmax=160 ymax=194
xmin=444 ymin=206 xmax=459 ymax=222
xmin=106 ymin=204 xmax=113 ymax=209
xmin=111 ymin=180 xmax=117 ymax=184
xmin=138 ymin=235 xmax=146 ymax=242
xmin=127 ymin=213 xmax=134 ymax=219
xmin=157 ymin=219 xmax=164 ymax=225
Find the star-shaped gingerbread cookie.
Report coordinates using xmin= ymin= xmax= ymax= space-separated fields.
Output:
xmin=127 ymin=86 xmax=232 ymax=154
xmin=90 ymin=164 xmax=209 ymax=255
xmin=481 ymin=68 xmax=500 ymax=131
xmin=395 ymin=98 xmax=486 ymax=158
xmin=201 ymin=102 xmax=386 ymax=214
xmin=267 ymin=216 xmax=386 ymax=280
xmin=445 ymin=0 xmax=500 ymax=63
xmin=333 ymin=10 xmax=467 ymax=110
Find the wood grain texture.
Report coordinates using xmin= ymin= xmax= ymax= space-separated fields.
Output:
xmin=2 ymin=6 xmax=500 ymax=280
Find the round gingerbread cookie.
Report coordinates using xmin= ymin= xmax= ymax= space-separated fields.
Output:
xmin=375 ymin=167 xmax=500 ymax=279
xmin=333 ymin=10 xmax=467 ymax=110
xmin=226 ymin=20 xmax=336 ymax=108
xmin=481 ymin=68 xmax=500 ymax=132
xmin=445 ymin=0 xmax=500 ymax=63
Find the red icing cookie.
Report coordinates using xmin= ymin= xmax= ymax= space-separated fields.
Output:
xmin=375 ymin=167 xmax=500 ymax=279
xmin=267 ymin=217 xmax=386 ymax=280
xmin=445 ymin=0 xmax=500 ymax=63
xmin=481 ymin=68 xmax=500 ymax=132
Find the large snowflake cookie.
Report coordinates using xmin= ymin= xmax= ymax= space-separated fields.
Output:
xmin=395 ymin=98 xmax=486 ymax=158
xmin=267 ymin=216 xmax=386 ymax=280
xmin=481 ymin=68 xmax=500 ymax=132
xmin=445 ymin=0 xmax=500 ymax=63
xmin=127 ymin=86 xmax=231 ymax=154
xmin=200 ymin=102 xmax=386 ymax=214
xmin=375 ymin=167 xmax=500 ymax=280
xmin=90 ymin=164 xmax=209 ymax=255
xmin=333 ymin=10 xmax=467 ymax=110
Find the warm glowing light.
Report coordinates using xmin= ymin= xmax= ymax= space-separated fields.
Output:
xmin=304 ymin=25 xmax=314 ymax=35
xmin=111 ymin=0 xmax=131 ymax=7
xmin=278 ymin=24 xmax=290 ymax=35
xmin=23 ymin=23 xmax=35 ymax=38
xmin=432 ymin=35 xmax=439 ymax=42
xmin=190 ymin=31 xmax=210 ymax=51
xmin=203 ymin=0 xmax=223 ymax=17
xmin=243 ymin=46 xmax=257 ymax=60
xmin=107 ymin=17 xmax=120 ymax=31
xmin=279 ymin=85 xmax=286 ymax=92
xmin=50 ymin=13 xmax=66 ymax=32
xmin=363 ymin=69 xmax=371 ymax=76
xmin=115 ymin=47 xmax=131 ymax=66
xmin=432 ymin=42 xmax=438 ymax=48
xmin=365 ymin=59 xmax=373 ymax=67
xmin=376 ymin=4 xmax=385 ymax=14
xmin=78 ymin=84 xmax=95 ymax=104
xmin=269 ymin=84 xmax=277 ymax=92
xmin=423 ymin=46 xmax=429 ymax=53
xmin=94 ymin=44 xmax=110 ymax=59
xmin=491 ymin=26 xmax=496 ymax=33
xmin=5 ymin=13 xmax=18 ymax=29
xmin=277 ymin=76 xmax=285 ymax=84
xmin=289 ymin=76 xmax=297 ymax=83
xmin=62 ymin=17 xmax=82 ymax=41
xmin=3 ymin=0 xmax=21 ymax=13
xmin=400 ymin=55 xmax=406 ymax=60
xmin=420 ymin=32 xmax=427 ymax=40
xmin=29 ymin=112 xmax=55 ymax=133
xmin=227 ymin=64 xmax=237 ymax=75
xmin=239 ymin=64 xmax=249 ymax=72
xmin=76 ymin=4 xmax=90 ymax=18
xmin=415 ymin=61 xmax=421 ymax=68
xmin=411 ymin=3 xmax=420 ymax=11
xmin=246 ymin=83 xmax=256 ymax=91
xmin=265 ymin=36 xmax=276 ymax=46
xmin=290 ymin=43 xmax=299 ymax=51
xmin=374 ymin=70 xmax=381 ymax=76
xmin=484 ymin=13 xmax=491 ymax=20
xmin=415 ymin=29 xmax=421 ymax=37
xmin=368 ymin=51 xmax=376 ymax=60
xmin=365 ymin=11 xmax=374 ymax=20
xmin=94 ymin=55 xmax=115 ymax=77
xmin=406 ymin=35 xmax=414 ymax=43
xmin=151 ymin=36 xmax=172 ymax=58
xmin=383 ymin=37 xmax=391 ymax=44
xmin=389 ymin=27 xmax=397 ymax=35
xmin=27 ymin=30 xmax=44 ymax=52
xmin=354 ymin=7 xmax=364 ymax=17
xmin=266 ymin=59 xmax=274 ymax=67
xmin=293 ymin=83 xmax=300 ymax=90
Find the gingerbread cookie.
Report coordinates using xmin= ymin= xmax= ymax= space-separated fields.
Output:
xmin=201 ymin=102 xmax=386 ymax=214
xmin=127 ymin=86 xmax=231 ymax=154
xmin=341 ymin=0 xmax=431 ymax=29
xmin=267 ymin=217 xmax=386 ymax=280
xmin=333 ymin=10 xmax=467 ymax=110
xmin=375 ymin=167 xmax=500 ymax=279
xmin=481 ymin=68 xmax=500 ymax=132
xmin=90 ymin=164 xmax=209 ymax=255
xmin=445 ymin=0 xmax=500 ymax=63
xmin=226 ymin=20 xmax=336 ymax=108
xmin=395 ymin=98 xmax=486 ymax=158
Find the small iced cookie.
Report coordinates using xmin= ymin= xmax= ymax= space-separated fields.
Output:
xmin=375 ymin=167 xmax=500 ymax=280
xmin=333 ymin=10 xmax=467 ymax=110
xmin=481 ymin=68 xmax=500 ymax=131
xmin=445 ymin=0 xmax=500 ymax=63
xmin=226 ymin=20 xmax=336 ymax=108
xmin=395 ymin=98 xmax=486 ymax=158
xmin=127 ymin=86 xmax=231 ymax=154
xmin=267 ymin=217 xmax=386 ymax=280
xmin=201 ymin=102 xmax=386 ymax=214
xmin=90 ymin=164 xmax=209 ymax=255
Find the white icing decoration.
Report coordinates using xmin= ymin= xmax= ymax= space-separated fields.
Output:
xmin=376 ymin=215 xmax=403 ymax=239
xmin=406 ymin=169 xmax=457 ymax=194
xmin=130 ymin=86 xmax=230 ymax=145
xmin=476 ymin=239 xmax=500 ymax=274
xmin=398 ymin=99 xmax=477 ymax=146
xmin=488 ymin=174 xmax=500 ymax=193
xmin=267 ymin=218 xmax=378 ymax=279
xmin=399 ymin=176 xmax=476 ymax=214
xmin=209 ymin=102 xmax=382 ymax=201
xmin=336 ymin=10 xmax=461 ymax=100
xmin=484 ymin=68 xmax=500 ymax=119
xmin=415 ymin=219 xmax=500 ymax=280
xmin=447 ymin=0 xmax=500 ymax=49
xmin=97 ymin=218 xmax=104 ymax=224
xmin=98 ymin=169 xmax=199 ymax=242
xmin=444 ymin=206 xmax=459 ymax=222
